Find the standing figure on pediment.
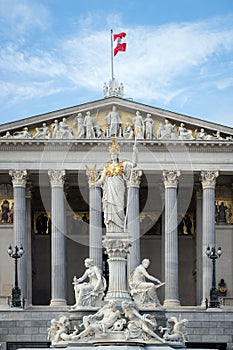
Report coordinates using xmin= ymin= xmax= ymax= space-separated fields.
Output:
xmin=33 ymin=123 xmax=51 ymax=139
xmin=84 ymin=111 xmax=96 ymax=139
xmin=13 ymin=127 xmax=32 ymax=139
xmin=56 ymin=118 xmax=74 ymax=139
xmin=105 ymin=105 xmax=121 ymax=137
xmin=51 ymin=120 xmax=59 ymax=138
xmin=73 ymin=113 xmax=85 ymax=139
xmin=96 ymin=138 xmax=137 ymax=233
xmin=156 ymin=124 xmax=163 ymax=139
xmin=178 ymin=123 xmax=194 ymax=140
xmin=132 ymin=111 xmax=144 ymax=139
xmin=123 ymin=123 xmax=134 ymax=139
xmin=144 ymin=114 xmax=154 ymax=139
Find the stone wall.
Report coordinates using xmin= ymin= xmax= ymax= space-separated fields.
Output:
xmin=0 ymin=308 xmax=232 ymax=350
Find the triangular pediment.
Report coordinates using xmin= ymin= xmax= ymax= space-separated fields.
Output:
xmin=0 ymin=97 xmax=232 ymax=141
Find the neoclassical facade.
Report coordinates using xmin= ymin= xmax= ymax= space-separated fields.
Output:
xmin=0 ymin=94 xmax=232 ymax=308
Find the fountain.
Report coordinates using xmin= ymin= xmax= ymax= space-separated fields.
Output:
xmin=47 ymin=138 xmax=188 ymax=350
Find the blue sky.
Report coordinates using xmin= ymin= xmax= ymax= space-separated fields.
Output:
xmin=0 ymin=0 xmax=233 ymax=127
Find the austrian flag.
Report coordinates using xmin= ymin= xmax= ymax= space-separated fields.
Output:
xmin=113 ymin=32 xmax=126 ymax=56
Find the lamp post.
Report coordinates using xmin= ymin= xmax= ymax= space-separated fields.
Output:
xmin=205 ymin=245 xmax=222 ymax=308
xmin=7 ymin=245 xmax=24 ymax=307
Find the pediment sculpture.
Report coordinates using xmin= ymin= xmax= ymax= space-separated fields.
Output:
xmin=1 ymin=105 xmax=232 ymax=141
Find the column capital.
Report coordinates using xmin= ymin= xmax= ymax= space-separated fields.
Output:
xmin=200 ymin=170 xmax=219 ymax=189
xmin=9 ymin=169 xmax=27 ymax=187
xmin=163 ymin=170 xmax=181 ymax=188
xmin=127 ymin=169 xmax=143 ymax=188
xmin=86 ymin=165 xmax=101 ymax=188
xmin=48 ymin=169 xmax=66 ymax=187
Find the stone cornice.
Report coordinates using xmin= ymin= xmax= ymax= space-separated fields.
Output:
xmin=0 ymin=139 xmax=232 ymax=153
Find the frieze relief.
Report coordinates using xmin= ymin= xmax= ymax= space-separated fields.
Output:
xmin=0 ymin=105 xmax=232 ymax=142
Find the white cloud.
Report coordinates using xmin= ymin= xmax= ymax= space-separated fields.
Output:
xmin=1 ymin=10 xmax=233 ymax=117
xmin=0 ymin=0 xmax=51 ymax=38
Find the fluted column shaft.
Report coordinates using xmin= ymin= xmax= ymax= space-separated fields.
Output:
xmin=9 ymin=170 xmax=28 ymax=301
xmin=127 ymin=170 xmax=142 ymax=275
xmin=26 ymin=183 xmax=32 ymax=305
xmin=200 ymin=171 xmax=219 ymax=305
xmin=163 ymin=170 xmax=181 ymax=307
xmin=89 ymin=186 xmax=103 ymax=270
xmin=195 ymin=186 xmax=203 ymax=305
xmin=86 ymin=167 xmax=103 ymax=270
xmin=48 ymin=170 xmax=66 ymax=306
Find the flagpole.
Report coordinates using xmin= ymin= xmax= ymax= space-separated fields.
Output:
xmin=110 ymin=29 xmax=114 ymax=81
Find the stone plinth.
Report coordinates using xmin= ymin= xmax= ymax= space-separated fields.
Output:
xmin=102 ymin=233 xmax=131 ymax=303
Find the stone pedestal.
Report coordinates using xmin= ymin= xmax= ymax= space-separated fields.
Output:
xmin=103 ymin=233 xmax=131 ymax=303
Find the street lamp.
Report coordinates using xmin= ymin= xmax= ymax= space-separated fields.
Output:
xmin=206 ymin=245 xmax=222 ymax=308
xmin=7 ymin=245 xmax=24 ymax=307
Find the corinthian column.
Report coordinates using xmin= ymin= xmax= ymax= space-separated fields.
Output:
xmin=200 ymin=170 xmax=219 ymax=306
xmin=48 ymin=170 xmax=66 ymax=306
xmin=86 ymin=166 xmax=103 ymax=270
xmin=163 ymin=170 xmax=181 ymax=307
xmin=9 ymin=170 xmax=28 ymax=302
xmin=126 ymin=169 xmax=143 ymax=276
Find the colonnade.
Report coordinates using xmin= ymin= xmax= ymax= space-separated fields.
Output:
xmin=9 ymin=168 xmax=219 ymax=307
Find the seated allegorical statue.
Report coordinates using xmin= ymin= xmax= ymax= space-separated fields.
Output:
xmin=72 ymin=258 xmax=106 ymax=309
xmin=129 ymin=258 xmax=164 ymax=308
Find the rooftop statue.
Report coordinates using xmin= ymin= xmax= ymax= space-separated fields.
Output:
xmin=157 ymin=119 xmax=176 ymax=140
xmin=72 ymin=258 xmax=106 ymax=309
xmin=96 ymin=138 xmax=137 ymax=233
xmin=129 ymin=258 xmax=164 ymax=308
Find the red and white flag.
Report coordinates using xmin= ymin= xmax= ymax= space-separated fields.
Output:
xmin=113 ymin=32 xmax=126 ymax=56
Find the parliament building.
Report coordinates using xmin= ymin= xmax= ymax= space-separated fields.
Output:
xmin=0 ymin=80 xmax=232 ymax=349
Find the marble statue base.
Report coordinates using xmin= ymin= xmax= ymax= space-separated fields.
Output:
xmin=68 ymin=345 xmax=175 ymax=350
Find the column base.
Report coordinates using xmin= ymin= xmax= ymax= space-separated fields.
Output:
xmin=163 ymin=299 xmax=180 ymax=307
xmin=50 ymin=299 xmax=67 ymax=307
